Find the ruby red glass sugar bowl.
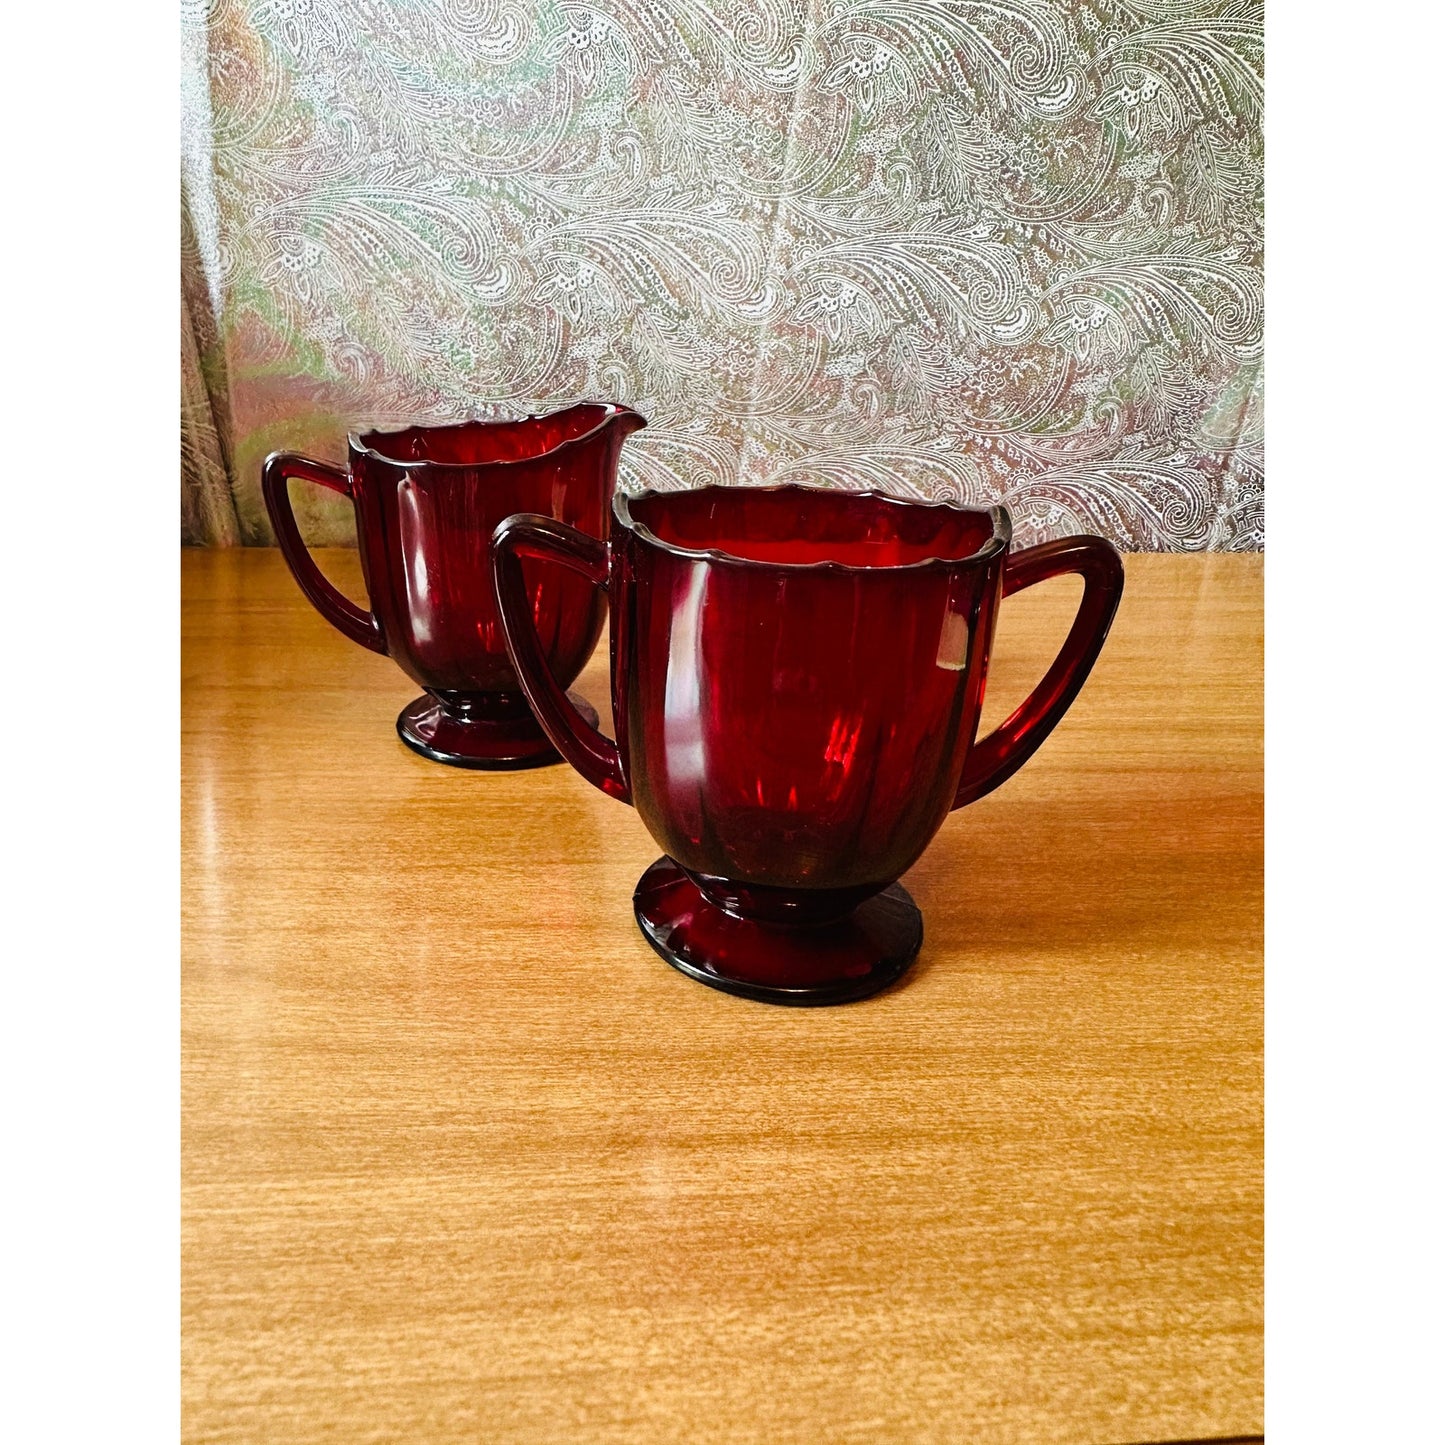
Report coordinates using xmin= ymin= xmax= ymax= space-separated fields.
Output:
xmin=493 ymin=483 xmax=1124 ymax=1005
xmin=262 ymin=402 xmax=645 ymax=768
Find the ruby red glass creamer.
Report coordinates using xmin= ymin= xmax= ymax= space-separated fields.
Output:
xmin=493 ymin=484 xmax=1124 ymax=1005
xmin=262 ymin=403 xmax=645 ymax=767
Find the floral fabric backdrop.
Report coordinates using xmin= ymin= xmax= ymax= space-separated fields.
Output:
xmin=181 ymin=0 xmax=1262 ymax=550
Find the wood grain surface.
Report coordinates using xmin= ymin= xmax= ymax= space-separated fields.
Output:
xmin=182 ymin=548 xmax=1262 ymax=1445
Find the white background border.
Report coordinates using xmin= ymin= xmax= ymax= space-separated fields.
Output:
xmin=3 ymin=4 xmax=177 ymax=1439
xmin=1266 ymin=0 xmax=1443 ymax=1439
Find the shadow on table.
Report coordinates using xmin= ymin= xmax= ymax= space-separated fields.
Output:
xmin=905 ymin=786 xmax=1261 ymax=970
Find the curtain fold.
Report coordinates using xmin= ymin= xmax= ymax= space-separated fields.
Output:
xmin=182 ymin=195 xmax=239 ymax=546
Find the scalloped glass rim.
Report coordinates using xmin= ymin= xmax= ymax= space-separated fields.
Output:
xmin=350 ymin=401 xmax=645 ymax=470
xmin=614 ymin=481 xmax=1011 ymax=574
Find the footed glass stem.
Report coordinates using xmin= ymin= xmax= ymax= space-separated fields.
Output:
xmin=632 ymin=856 xmax=922 ymax=1006
xmin=397 ymin=690 xmax=600 ymax=770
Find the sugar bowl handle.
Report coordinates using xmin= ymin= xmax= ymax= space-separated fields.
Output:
xmin=492 ymin=514 xmax=631 ymax=804
xmin=953 ymin=535 xmax=1124 ymax=809
xmin=261 ymin=452 xmax=386 ymax=655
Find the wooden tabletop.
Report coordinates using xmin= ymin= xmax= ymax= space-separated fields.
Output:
xmin=182 ymin=547 xmax=1262 ymax=1445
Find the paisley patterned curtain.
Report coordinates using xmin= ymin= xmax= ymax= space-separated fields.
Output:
xmin=180 ymin=0 xmax=1262 ymax=549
